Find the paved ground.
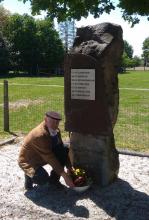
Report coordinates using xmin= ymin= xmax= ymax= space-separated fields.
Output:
xmin=126 ymin=67 xmax=149 ymax=71
xmin=0 ymin=142 xmax=149 ymax=220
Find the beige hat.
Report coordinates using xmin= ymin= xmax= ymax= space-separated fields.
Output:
xmin=45 ymin=111 xmax=62 ymax=120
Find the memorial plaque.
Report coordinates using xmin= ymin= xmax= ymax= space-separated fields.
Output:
xmin=64 ymin=53 xmax=111 ymax=135
xmin=71 ymin=69 xmax=95 ymax=100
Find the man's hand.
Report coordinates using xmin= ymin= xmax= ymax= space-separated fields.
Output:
xmin=66 ymin=166 xmax=75 ymax=176
xmin=61 ymin=171 xmax=75 ymax=188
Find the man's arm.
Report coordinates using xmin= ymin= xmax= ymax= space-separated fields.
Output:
xmin=33 ymin=136 xmax=74 ymax=187
xmin=61 ymin=171 xmax=75 ymax=187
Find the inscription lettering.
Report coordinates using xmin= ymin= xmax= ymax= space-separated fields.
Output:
xmin=71 ymin=69 xmax=95 ymax=100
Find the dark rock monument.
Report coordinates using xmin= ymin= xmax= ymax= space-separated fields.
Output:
xmin=64 ymin=22 xmax=124 ymax=186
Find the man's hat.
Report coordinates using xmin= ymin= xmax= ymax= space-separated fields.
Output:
xmin=45 ymin=111 xmax=62 ymax=120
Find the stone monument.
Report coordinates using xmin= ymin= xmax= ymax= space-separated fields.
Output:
xmin=64 ymin=22 xmax=124 ymax=186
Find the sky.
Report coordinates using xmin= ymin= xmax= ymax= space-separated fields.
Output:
xmin=1 ymin=0 xmax=149 ymax=57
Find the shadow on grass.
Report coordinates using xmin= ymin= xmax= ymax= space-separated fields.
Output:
xmin=24 ymin=178 xmax=149 ymax=219
xmin=118 ymin=71 xmax=132 ymax=75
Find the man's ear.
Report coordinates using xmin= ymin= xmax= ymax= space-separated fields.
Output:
xmin=44 ymin=116 xmax=48 ymax=124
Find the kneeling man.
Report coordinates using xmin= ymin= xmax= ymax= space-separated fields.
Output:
xmin=18 ymin=111 xmax=74 ymax=190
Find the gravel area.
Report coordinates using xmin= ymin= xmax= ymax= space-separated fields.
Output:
xmin=0 ymin=143 xmax=149 ymax=220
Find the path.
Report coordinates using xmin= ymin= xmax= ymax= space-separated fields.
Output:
xmin=0 ymin=143 xmax=149 ymax=220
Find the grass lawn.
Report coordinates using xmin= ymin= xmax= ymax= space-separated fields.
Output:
xmin=0 ymin=76 xmax=66 ymax=139
xmin=0 ymin=71 xmax=149 ymax=152
xmin=115 ymin=71 xmax=149 ymax=152
xmin=118 ymin=71 xmax=149 ymax=88
xmin=0 ymin=75 xmax=64 ymax=86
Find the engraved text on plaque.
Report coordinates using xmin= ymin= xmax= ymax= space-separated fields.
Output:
xmin=71 ymin=69 xmax=95 ymax=100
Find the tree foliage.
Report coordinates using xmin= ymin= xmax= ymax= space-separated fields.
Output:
xmin=0 ymin=32 xmax=9 ymax=74
xmin=132 ymin=56 xmax=141 ymax=67
xmin=121 ymin=40 xmax=141 ymax=69
xmin=0 ymin=5 xmax=11 ymax=32
xmin=2 ymin=13 xmax=64 ymax=75
xmin=3 ymin=13 xmax=39 ymax=74
xmin=36 ymin=18 xmax=64 ymax=71
xmin=124 ymin=40 xmax=133 ymax=58
xmin=19 ymin=0 xmax=149 ymax=25
xmin=142 ymin=37 xmax=149 ymax=65
xmin=118 ymin=0 xmax=149 ymax=25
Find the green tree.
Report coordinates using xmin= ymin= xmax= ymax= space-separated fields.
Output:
xmin=36 ymin=18 xmax=64 ymax=72
xmin=121 ymin=54 xmax=141 ymax=70
xmin=0 ymin=32 xmax=9 ymax=74
xmin=142 ymin=37 xmax=149 ymax=66
xmin=121 ymin=52 xmax=132 ymax=69
xmin=132 ymin=56 xmax=141 ymax=67
xmin=0 ymin=5 xmax=11 ymax=32
xmin=3 ymin=13 xmax=64 ymax=74
xmin=3 ymin=13 xmax=40 ymax=74
xmin=120 ymin=40 xmax=134 ymax=70
xmin=19 ymin=0 xmax=149 ymax=25
xmin=118 ymin=0 xmax=149 ymax=24
xmin=124 ymin=40 xmax=133 ymax=58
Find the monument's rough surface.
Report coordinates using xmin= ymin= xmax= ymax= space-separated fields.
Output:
xmin=72 ymin=22 xmax=123 ymax=126
xmin=68 ymin=22 xmax=124 ymax=186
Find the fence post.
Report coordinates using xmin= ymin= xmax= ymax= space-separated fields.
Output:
xmin=4 ymin=80 xmax=9 ymax=131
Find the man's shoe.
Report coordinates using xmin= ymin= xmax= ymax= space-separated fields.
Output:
xmin=49 ymin=178 xmax=64 ymax=190
xmin=48 ymin=175 xmax=60 ymax=185
xmin=48 ymin=170 xmax=65 ymax=189
xmin=49 ymin=170 xmax=60 ymax=184
xmin=24 ymin=175 xmax=33 ymax=190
